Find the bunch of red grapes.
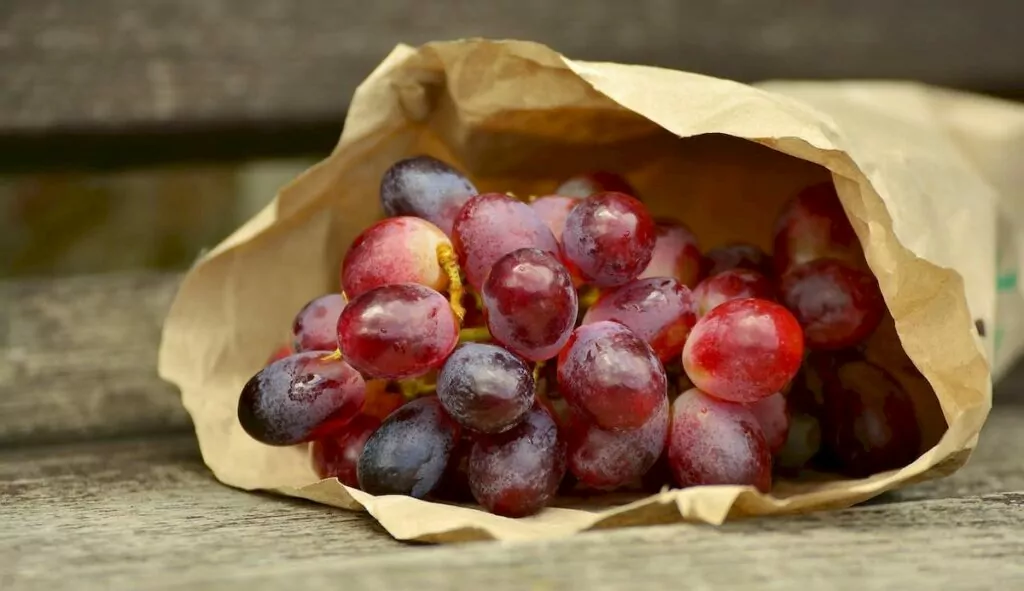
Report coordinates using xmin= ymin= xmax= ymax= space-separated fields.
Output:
xmin=238 ymin=156 xmax=923 ymax=517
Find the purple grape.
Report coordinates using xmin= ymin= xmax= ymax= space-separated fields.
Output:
xmin=379 ymin=156 xmax=478 ymax=236
xmin=436 ymin=343 xmax=535 ymax=434
xmin=292 ymin=294 xmax=346 ymax=352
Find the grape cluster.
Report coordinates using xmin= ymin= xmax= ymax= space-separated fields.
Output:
xmin=238 ymin=160 xmax=922 ymax=517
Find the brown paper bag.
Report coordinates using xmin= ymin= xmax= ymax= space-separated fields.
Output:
xmin=157 ymin=39 xmax=1024 ymax=543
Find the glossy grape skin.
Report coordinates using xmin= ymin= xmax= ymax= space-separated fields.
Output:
xmin=638 ymin=221 xmax=702 ymax=288
xmin=237 ymin=352 xmax=366 ymax=446
xmin=682 ymin=298 xmax=804 ymax=404
xmin=693 ymin=269 xmax=774 ymax=318
xmin=566 ymin=395 xmax=668 ymax=490
xmin=561 ymin=192 xmax=656 ymax=287
xmin=311 ymin=414 xmax=381 ymax=487
xmin=557 ymin=321 xmax=668 ymax=431
xmin=779 ymin=258 xmax=885 ymax=350
xmin=668 ymin=388 xmax=771 ymax=492
xmin=581 ymin=277 xmax=697 ymax=363
xmin=555 ymin=171 xmax=638 ymax=199
xmin=341 ymin=217 xmax=452 ymax=298
xmin=747 ymin=392 xmax=789 ymax=454
xmin=469 ymin=404 xmax=566 ymax=517
xmin=379 ymin=156 xmax=478 ymax=236
xmin=337 ymin=283 xmax=459 ymax=379
xmin=436 ymin=343 xmax=535 ymax=434
xmin=356 ymin=396 xmax=460 ymax=498
xmin=821 ymin=359 xmax=922 ymax=477
xmin=773 ymin=182 xmax=865 ymax=275
xmin=452 ymin=193 xmax=560 ymax=291
xmin=703 ymin=242 xmax=772 ymax=278
xmin=482 ymin=248 xmax=578 ymax=361
xmin=292 ymin=294 xmax=347 ymax=352
xmin=530 ymin=195 xmax=578 ymax=241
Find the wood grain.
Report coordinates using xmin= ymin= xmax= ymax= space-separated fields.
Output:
xmin=3 ymin=0 xmax=1023 ymax=134
xmin=2 ymin=411 xmax=1024 ymax=590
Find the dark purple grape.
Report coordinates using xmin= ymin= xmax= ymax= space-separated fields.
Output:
xmin=237 ymin=352 xmax=365 ymax=446
xmin=292 ymin=294 xmax=346 ymax=352
xmin=379 ymin=156 xmax=478 ymax=236
xmin=436 ymin=343 xmax=535 ymax=434
xmin=482 ymin=248 xmax=578 ymax=361
xmin=561 ymin=192 xmax=656 ymax=287
xmin=468 ymin=404 xmax=566 ymax=517
xmin=356 ymin=396 xmax=460 ymax=498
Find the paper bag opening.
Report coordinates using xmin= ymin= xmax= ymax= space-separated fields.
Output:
xmin=158 ymin=39 xmax=1004 ymax=543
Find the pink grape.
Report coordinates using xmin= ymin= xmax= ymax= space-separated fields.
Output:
xmin=692 ymin=269 xmax=774 ymax=317
xmin=682 ymin=298 xmax=804 ymax=403
xmin=747 ymin=392 xmax=789 ymax=454
xmin=436 ymin=343 xmax=535 ymax=434
xmin=237 ymin=351 xmax=366 ymax=446
xmin=292 ymin=293 xmax=346 ymax=352
xmin=452 ymin=193 xmax=560 ymax=291
xmin=667 ymin=388 xmax=771 ymax=492
xmin=555 ymin=171 xmax=638 ymax=199
xmin=530 ymin=195 xmax=577 ymax=241
xmin=341 ymin=217 xmax=452 ymax=298
xmin=581 ymin=277 xmax=697 ymax=363
xmin=638 ymin=220 xmax=702 ymax=288
xmin=482 ymin=248 xmax=578 ymax=361
xmin=311 ymin=414 xmax=381 ymax=487
xmin=779 ymin=258 xmax=885 ymax=349
xmin=379 ymin=156 xmax=478 ymax=236
xmin=337 ymin=283 xmax=458 ymax=379
xmin=566 ymin=395 xmax=668 ymax=490
xmin=356 ymin=396 xmax=460 ymax=498
xmin=773 ymin=182 xmax=865 ymax=275
xmin=557 ymin=321 xmax=668 ymax=431
xmin=703 ymin=242 xmax=772 ymax=278
xmin=468 ymin=404 xmax=566 ymax=517
xmin=561 ymin=192 xmax=656 ymax=287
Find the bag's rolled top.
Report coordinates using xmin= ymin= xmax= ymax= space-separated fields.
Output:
xmin=159 ymin=38 xmax=1021 ymax=543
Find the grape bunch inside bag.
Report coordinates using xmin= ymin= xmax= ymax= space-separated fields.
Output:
xmin=158 ymin=39 xmax=1024 ymax=542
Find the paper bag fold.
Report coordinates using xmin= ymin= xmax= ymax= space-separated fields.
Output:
xmin=158 ymin=39 xmax=1023 ymax=543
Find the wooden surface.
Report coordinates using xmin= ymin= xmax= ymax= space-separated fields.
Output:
xmin=4 ymin=0 xmax=1024 ymax=135
xmin=3 ymin=271 xmax=1024 ymax=589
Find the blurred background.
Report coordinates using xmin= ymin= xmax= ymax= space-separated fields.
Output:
xmin=2 ymin=0 xmax=1022 ymax=280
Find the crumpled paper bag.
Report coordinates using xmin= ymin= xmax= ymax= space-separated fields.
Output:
xmin=157 ymin=38 xmax=1024 ymax=543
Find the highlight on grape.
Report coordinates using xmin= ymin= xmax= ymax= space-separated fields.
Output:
xmin=237 ymin=156 xmax=910 ymax=517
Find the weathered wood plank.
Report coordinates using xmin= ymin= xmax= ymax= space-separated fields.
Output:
xmin=2 ymin=410 xmax=1024 ymax=590
xmin=3 ymin=0 xmax=1023 ymax=134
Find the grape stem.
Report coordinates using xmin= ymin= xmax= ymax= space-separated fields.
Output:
xmin=320 ymin=349 xmax=344 ymax=362
xmin=458 ymin=326 xmax=492 ymax=343
xmin=396 ymin=377 xmax=435 ymax=400
xmin=436 ymin=243 xmax=466 ymax=323
xmin=578 ymin=286 xmax=601 ymax=310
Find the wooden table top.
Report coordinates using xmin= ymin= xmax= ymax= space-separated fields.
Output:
xmin=3 ymin=271 xmax=1024 ymax=589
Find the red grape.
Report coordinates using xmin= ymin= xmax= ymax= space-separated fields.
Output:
xmin=379 ymin=156 xmax=478 ymax=236
xmin=292 ymin=293 xmax=346 ymax=352
xmin=693 ymin=269 xmax=774 ymax=318
xmin=747 ymin=392 xmax=789 ymax=454
xmin=482 ymin=248 xmax=578 ymax=361
xmin=776 ymin=411 xmax=822 ymax=471
xmin=682 ymin=298 xmax=804 ymax=403
xmin=557 ymin=321 xmax=668 ymax=431
xmin=237 ymin=352 xmax=366 ymax=446
xmin=820 ymin=359 xmax=922 ymax=477
xmin=530 ymin=195 xmax=577 ymax=241
xmin=773 ymin=181 xmax=865 ymax=275
xmin=581 ymin=277 xmax=697 ymax=363
xmin=337 ymin=283 xmax=458 ymax=379
xmin=566 ymin=395 xmax=668 ymax=490
xmin=436 ymin=343 xmax=535 ymax=434
xmin=555 ymin=171 xmax=637 ymax=199
xmin=452 ymin=193 xmax=560 ymax=291
xmin=469 ymin=404 xmax=566 ymax=516
xmin=311 ymin=414 xmax=381 ymax=487
xmin=341 ymin=217 xmax=452 ymax=298
xmin=779 ymin=258 xmax=885 ymax=349
xmin=703 ymin=242 xmax=771 ymax=278
xmin=667 ymin=388 xmax=771 ymax=492
xmin=356 ymin=396 xmax=460 ymax=498
xmin=638 ymin=220 xmax=702 ymax=288
xmin=561 ymin=192 xmax=656 ymax=287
